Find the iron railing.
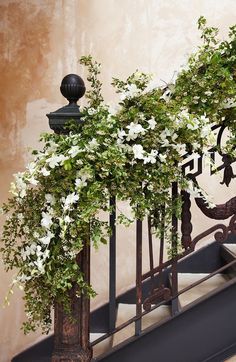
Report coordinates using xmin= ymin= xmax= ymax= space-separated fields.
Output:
xmin=47 ymin=73 xmax=236 ymax=361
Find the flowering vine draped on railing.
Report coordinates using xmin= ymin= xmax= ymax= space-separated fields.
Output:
xmin=1 ymin=17 xmax=235 ymax=334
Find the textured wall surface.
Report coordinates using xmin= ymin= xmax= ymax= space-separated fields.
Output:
xmin=0 ymin=1 xmax=236 ymax=361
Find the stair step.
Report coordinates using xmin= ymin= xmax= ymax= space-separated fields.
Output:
xmin=225 ymin=355 xmax=236 ymax=361
xmin=113 ymin=304 xmax=170 ymax=347
xmin=90 ymin=333 xmax=113 ymax=357
xmin=178 ymin=273 xmax=227 ymax=308
xmin=224 ymin=244 xmax=236 ymax=255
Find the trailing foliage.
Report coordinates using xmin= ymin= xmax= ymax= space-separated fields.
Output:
xmin=1 ymin=17 xmax=235 ymax=333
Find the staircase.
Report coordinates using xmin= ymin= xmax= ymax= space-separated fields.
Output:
xmin=12 ymin=234 xmax=236 ymax=362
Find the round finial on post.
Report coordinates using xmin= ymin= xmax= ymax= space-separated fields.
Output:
xmin=60 ymin=74 xmax=86 ymax=105
xmin=47 ymin=74 xmax=86 ymax=134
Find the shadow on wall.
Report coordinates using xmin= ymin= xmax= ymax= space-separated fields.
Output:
xmin=0 ymin=1 xmax=52 ymax=201
xmin=0 ymin=2 xmax=55 ymax=362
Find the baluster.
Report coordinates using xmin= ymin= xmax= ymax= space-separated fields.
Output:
xmin=148 ymin=216 xmax=155 ymax=293
xmin=171 ymin=182 xmax=179 ymax=316
xmin=109 ymin=196 xmax=116 ymax=332
xmin=80 ymin=241 xmax=91 ymax=355
xmin=181 ymin=190 xmax=192 ymax=250
xmin=158 ymin=205 xmax=165 ymax=287
xmin=135 ymin=219 xmax=142 ymax=336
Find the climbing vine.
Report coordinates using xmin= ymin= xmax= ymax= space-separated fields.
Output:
xmin=1 ymin=17 xmax=235 ymax=334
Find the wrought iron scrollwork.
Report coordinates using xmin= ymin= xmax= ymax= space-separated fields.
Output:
xmin=220 ymin=154 xmax=236 ymax=187
xmin=192 ymin=214 xmax=236 ymax=246
xmin=195 ymin=195 xmax=236 ymax=220
xmin=143 ymin=285 xmax=171 ymax=312
xmin=181 ymin=123 xmax=236 ymax=180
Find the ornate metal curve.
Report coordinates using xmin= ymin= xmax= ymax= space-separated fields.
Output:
xmin=229 ymin=214 xmax=236 ymax=235
xmin=195 ymin=195 xmax=236 ymax=220
xmin=192 ymin=224 xmax=229 ymax=246
xmin=181 ymin=123 xmax=235 ymax=183
xmin=143 ymin=285 xmax=171 ymax=312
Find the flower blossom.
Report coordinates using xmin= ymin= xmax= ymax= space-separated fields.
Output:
xmin=28 ymin=177 xmax=38 ymax=186
xmin=63 ymin=192 xmax=79 ymax=210
xmin=27 ymin=162 xmax=36 ymax=175
xmin=41 ymin=167 xmax=50 ymax=176
xmin=118 ymin=129 xmax=126 ymax=139
xmin=143 ymin=150 xmax=158 ymax=164
xmin=222 ymin=98 xmax=236 ymax=109
xmin=120 ymin=83 xmax=140 ymax=100
xmin=46 ymin=154 xmax=67 ymax=169
xmin=159 ymin=153 xmax=167 ymax=162
xmin=126 ymin=122 xmax=146 ymax=141
xmin=187 ymin=118 xmax=199 ymax=130
xmin=68 ymin=146 xmax=82 ymax=158
xmin=160 ymin=89 xmax=172 ymax=102
xmin=39 ymin=231 xmax=54 ymax=245
xmin=132 ymin=144 xmax=145 ymax=160
xmin=41 ymin=212 xmax=53 ymax=229
xmin=147 ymin=117 xmax=157 ymax=130
xmin=75 ymin=178 xmax=87 ymax=188
xmin=45 ymin=194 xmax=55 ymax=205
xmin=88 ymin=138 xmax=99 ymax=150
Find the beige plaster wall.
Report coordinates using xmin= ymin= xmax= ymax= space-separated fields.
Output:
xmin=0 ymin=1 xmax=235 ymax=361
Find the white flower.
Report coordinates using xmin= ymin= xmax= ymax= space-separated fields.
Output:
xmin=64 ymin=215 xmax=73 ymax=224
xmin=160 ymin=129 xmax=174 ymax=147
xmin=39 ymin=231 xmax=54 ymax=245
xmin=45 ymin=194 xmax=55 ymax=205
xmin=75 ymin=178 xmax=87 ymax=188
xmin=205 ymin=91 xmax=213 ymax=96
xmin=28 ymin=177 xmax=38 ymax=186
xmin=126 ymin=122 xmax=146 ymax=141
xmin=64 ymin=192 xmax=79 ymax=210
xmin=41 ymin=167 xmax=50 ymax=176
xmin=46 ymin=154 xmax=67 ymax=169
xmin=77 ymin=168 xmax=93 ymax=182
xmin=16 ymin=274 xmax=32 ymax=282
xmin=147 ymin=117 xmax=156 ymax=130
xmin=185 ymin=182 xmax=201 ymax=198
xmin=34 ymin=258 xmax=44 ymax=273
xmin=187 ymin=118 xmax=199 ymax=130
xmin=160 ymin=89 xmax=171 ymax=102
xmin=47 ymin=141 xmax=58 ymax=152
xmin=201 ymin=124 xmax=211 ymax=137
xmin=118 ymin=129 xmax=126 ymax=139
xmin=21 ymin=243 xmax=37 ymax=260
xmin=143 ymin=155 xmax=156 ymax=164
xmin=159 ymin=153 xmax=167 ymax=162
xmin=20 ymin=189 xmax=27 ymax=198
xmin=68 ymin=146 xmax=82 ymax=158
xmin=41 ymin=212 xmax=53 ymax=229
xmin=88 ymin=107 xmax=97 ymax=115
xmin=88 ymin=138 xmax=99 ymax=150
xmin=120 ymin=83 xmax=140 ymax=100
xmin=174 ymin=144 xmax=186 ymax=155
xmin=143 ymin=150 xmax=158 ymax=164
xmin=44 ymin=249 xmax=50 ymax=259
xmin=27 ymin=162 xmax=36 ymax=175
xmin=222 ymin=98 xmax=236 ymax=109
xmin=132 ymin=144 xmax=144 ymax=160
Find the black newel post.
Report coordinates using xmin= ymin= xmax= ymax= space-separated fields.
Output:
xmin=47 ymin=74 xmax=92 ymax=362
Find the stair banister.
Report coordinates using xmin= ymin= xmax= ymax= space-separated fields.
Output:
xmin=47 ymin=74 xmax=92 ymax=362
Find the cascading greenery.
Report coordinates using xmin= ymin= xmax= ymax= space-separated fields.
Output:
xmin=1 ymin=17 xmax=235 ymax=334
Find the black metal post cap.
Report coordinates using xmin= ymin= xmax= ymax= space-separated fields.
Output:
xmin=60 ymin=74 xmax=86 ymax=104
